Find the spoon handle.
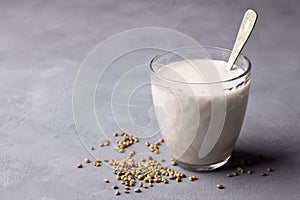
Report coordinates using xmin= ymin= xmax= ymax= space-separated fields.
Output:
xmin=226 ymin=9 xmax=257 ymax=71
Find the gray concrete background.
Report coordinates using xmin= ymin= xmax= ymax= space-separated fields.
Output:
xmin=0 ymin=0 xmax=300 ymax=199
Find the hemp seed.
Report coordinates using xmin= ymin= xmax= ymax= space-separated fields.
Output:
xmin=124 ymin=186 xmax=130 ymax=190
xmin=129 ymin=151 xmax=135 ymax=157
xmin=134 ymin=188 xmax=141 ymax=193
xmin=104 ymin=140 xmax=110 ymax=146
xmin=76 ymin=164 xmax=83 ymax=168
xmin=189 ymin=176 xmax=197 ymax=181
xmin=267 ymin=168 xmax=274 ymax=172
xmin=232 ymin=172 xmax=238 ymax=176
xmin=112 ymin=185 xmax=119 ymax=189
xmin=118 ymin=149 xmax=125 ymax=153
xmin=84 ymin=158 xmax=90 ymax=163
xmin=260 ymin=172 xmax=267 ymax=176
xmin=237 ymin=167 xmax=244 ymax=173
xmin=158 ymin=138 xmax=164 ymax=143
xmin=99 ymin=143 xmax=104 ymax=147
xmin=95 ymin=162 xmax=101 ymax=167
xmin=113 ymin=132 xmax=119 ymax=137
xmin=115 ymin=190 xmax=120 ymax=196
xmin=104 ymin=179 xmax=110 ymax=183
xmin=216 ymin=184 xmax=224 ymax=189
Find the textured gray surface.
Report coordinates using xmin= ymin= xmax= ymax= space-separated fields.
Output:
xmin=1 ymin=0 xmax=300 ymax=199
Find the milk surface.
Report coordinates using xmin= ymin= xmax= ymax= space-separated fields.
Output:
xmin=151 ymin=59 xmax=250 ymax=166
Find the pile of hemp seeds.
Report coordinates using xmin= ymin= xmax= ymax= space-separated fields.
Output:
xmin=76 ymin=132 xmax=275 ymax=196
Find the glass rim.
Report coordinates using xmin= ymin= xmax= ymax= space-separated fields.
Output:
xmin=150 ymin=46 xmax=251 ymax=85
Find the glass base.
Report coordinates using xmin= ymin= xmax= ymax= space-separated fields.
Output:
xmin=175 ymin=156 xmax=231 ymax=172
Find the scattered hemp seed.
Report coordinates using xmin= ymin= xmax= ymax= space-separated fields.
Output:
xmin=260 ymin=172 xmax=267 ymax=176
xmin=189 ymin=176 xmax=197 ymax=181
xmin=95 ymin=162 xmax=101 ymax=167
xmin=90 ymin=146 xmax=95 ymax=150
xmin=118 ymin=149 xmax=125 ymax=153
xmin=124 ymin=189 xmax=129 ymax=194
xmin=149 ymin=144 xmax=159 ymax=153
xmin=227 ymin=173 xmax=234 ymax=177
xmin=134 ymin=188 xmax=141 ymax=193
xmin=158 ymin=138 xmax=164 ymax=143
xmin=112 ymin=185 xmax=119 ymax=189
xmin=232 ymin=172 xmax=238 ymax=176
xmin=104 ymin=179 xmax=110 ymax=183
xmin=113 ymin=132 xmax=119 ymax=137
xmin=267 ymin=168 xmax=274 ymax=172
xmin=129 ymin=151 xmax=136 ymax=157
xmin=237 ymin=167 xmax=244 ymax=174
xmin=161 ymin=158 xmax=165 ymax=162
xmin=114 ymin=133 xmax=139 ymax=152
xmin=94 ymin=159 xmax=101 ymax=166
xmin=84 ymin=158 xmax=90 ymax=163
xmin=124 ymin=186 xmax=130 ymax=190
xmin=99 ymin=143 xmax=104 ymax=147
xmin=247 ymin=170 xmax=253 ymax=174
xmin=110 ymin=156 xmax=187 ymax=192
xmin=104 ymin=140 xmax=110 ymax=146
xmin=162 ymin=178 xmax=168 ymax=184
xmin=147 ymin=138 xmax=165 ymax=153
xmin=115 ymin=190 xmax=120 ymax=196
xmin=216 ymin=184 xmax=224 ymax=189
xmin=76 ymin=164 xmax=83 ymax=168
xmin=171 ymin=160 xmax=177 ymax=166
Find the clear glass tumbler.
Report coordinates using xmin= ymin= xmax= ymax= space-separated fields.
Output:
xmin=150 ymin=46 xmax=251 ymax=171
